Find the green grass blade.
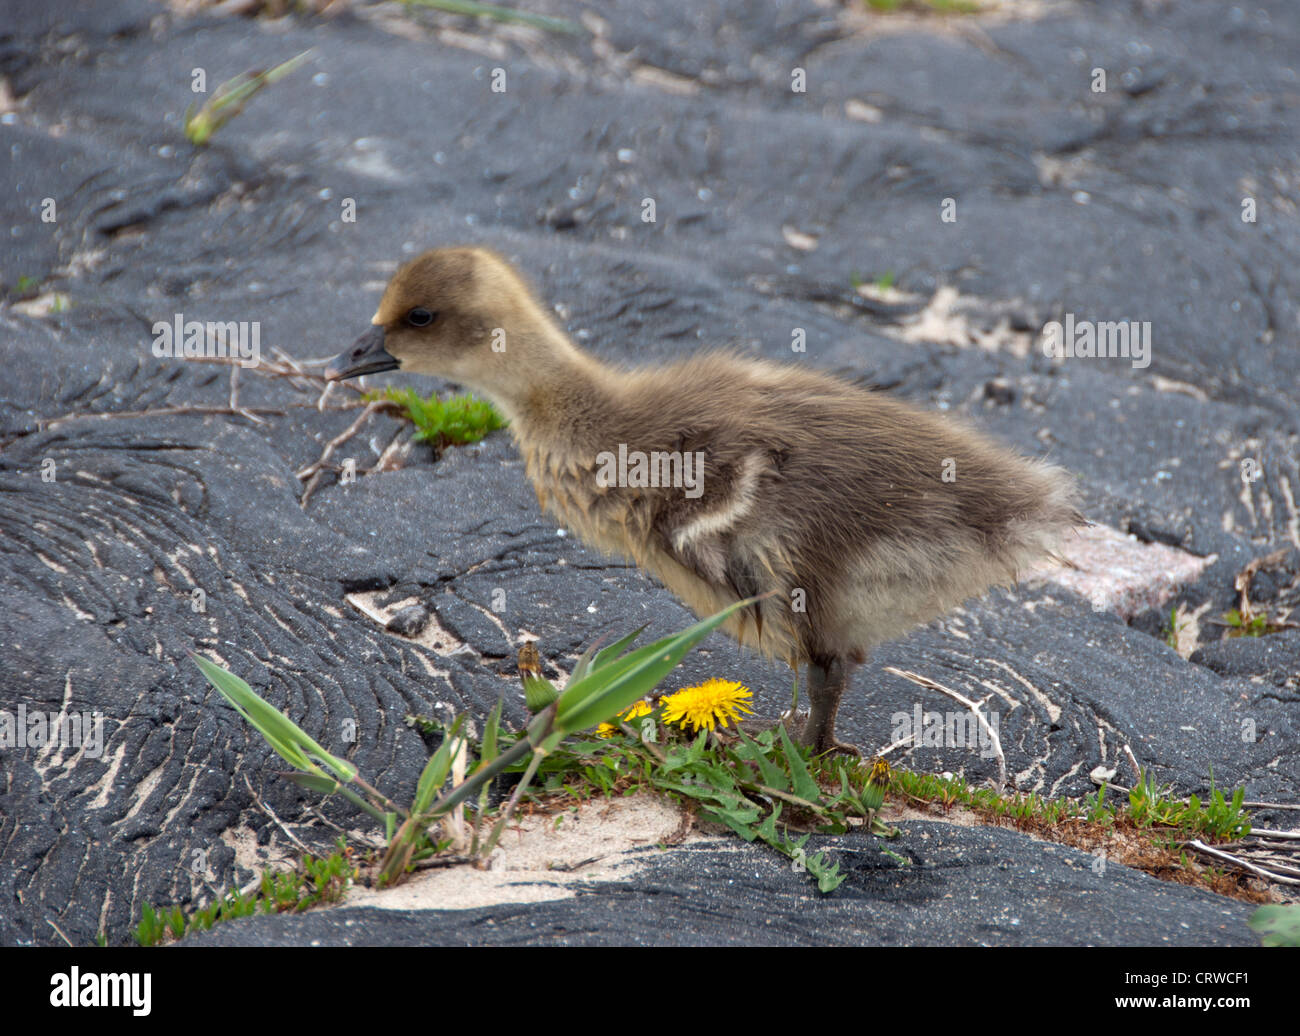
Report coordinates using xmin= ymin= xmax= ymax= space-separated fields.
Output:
xmin=590 ymin=624 xmax=649 ymax=672
xmin=479 ymin=697 xmax=502 ymax=767
xmin=282 ymin=775 xmax=390 ymax=825
xmin=568 ymin=645 xmax=599 ymax=685
xmin=184 ymin=50 xmax=312 ymax=146
xmin=559 ymin=615 xmax=743 ymax=712
xmin=414 ymin=715 xmax=466 ymax=815
xmin=191 ymin=654 xmax=357 ymax=781
xmin=569 ymin=624 xmax=647 ymax=685
xmin=285 ymin=773 xmax=342 ymax=795
xmin=555 ymin=598 xmax=755 ymax=733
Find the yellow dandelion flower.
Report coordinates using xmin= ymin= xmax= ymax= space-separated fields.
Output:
xmin=595 ymin=699 xmax=654 ymax=739
xmin=660 ymin=678 xmax=753 ymax=733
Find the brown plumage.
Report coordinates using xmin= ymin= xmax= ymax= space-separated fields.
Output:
xmin=326 ymin=247 xmax=1085 ymax=754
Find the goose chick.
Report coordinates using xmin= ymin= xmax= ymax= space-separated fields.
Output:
xmin=326 ymin=247 xmax=1084 ymax=754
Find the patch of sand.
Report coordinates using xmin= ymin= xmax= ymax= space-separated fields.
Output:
xmin=345 ymin=793 xmax=713 ymax=911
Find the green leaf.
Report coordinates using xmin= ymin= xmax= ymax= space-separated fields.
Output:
xmin=699 ymin=805 xmax=761 ymax=841
xmin=568 ymin=644 xmax=600 ymax=686
xmin=813 ymin=857 xmax=846 ymax=893
xmin=537 ymin=729 xmax=565 ymax=755
xmin=735 ymin=728 xmax=790 ymax=791
xmin=777 ymin=723 xmax=821 ymax=802
xmin=680 ymin=731 xmax=710 ymax=767
xmin=566 ymin=623 xmax=649 ymax=687
xmin=568 ymin=626 xmax=646 ymax=685
xmin=1249 ymin=904 xmax=1300 ymax=946
xmin=755 ymin=804 xmax=781 ymax=843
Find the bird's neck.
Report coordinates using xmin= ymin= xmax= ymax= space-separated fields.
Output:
xmin=471 ymin=318 xmax=617 ymax=449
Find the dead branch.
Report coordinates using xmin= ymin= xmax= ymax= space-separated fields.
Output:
xmin=297 ymin=399 xmax=398 ymax=507
xmin=1185 ymin=838 xmax=1300 ymax=886
xmin=42 ymin=404 xmax=288 ymax=431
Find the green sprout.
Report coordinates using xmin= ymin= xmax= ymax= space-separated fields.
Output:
xmin=1163 ymin=604 xmax=1187 ymax=649
xmin=135 ymin=842 xmax=355 ymax=946
xmin=1222 ymin=608 xmax=1269 ymax=637
xmin=365 ymin=386 xmax=507 ymax=451
xmin=184 ymin=50 xmax=313 ymax=147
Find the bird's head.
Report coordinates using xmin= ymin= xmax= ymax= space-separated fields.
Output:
xmin=325 ymin=247 xmax=554 ymax=401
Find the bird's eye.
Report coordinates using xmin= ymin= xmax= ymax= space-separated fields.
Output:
xmin=406 ymin=308 xmax=436 ymax=327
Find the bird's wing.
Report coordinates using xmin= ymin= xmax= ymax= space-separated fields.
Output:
xmin=654 ymin=451 xmax=769 ymax=577
xmin=648 ymin=447 xmax=793 ymax=645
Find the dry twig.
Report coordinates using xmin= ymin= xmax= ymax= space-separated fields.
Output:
xmin=1185 ymin=838 xmax=1300 ymax=886
xmin=42 ymin=404 xmax=288 ymax=431
xmin=244 ymin=774 xmax=312 ymax=855
xmin=297 ymin=399 xmax=398 ymax=507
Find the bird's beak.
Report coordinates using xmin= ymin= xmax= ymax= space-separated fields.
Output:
xmin=325 ymin=325 xmax=400 ymax=381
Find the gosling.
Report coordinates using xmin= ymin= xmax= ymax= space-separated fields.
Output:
xmin=326 ymin=247 xmax=1084 ymax=754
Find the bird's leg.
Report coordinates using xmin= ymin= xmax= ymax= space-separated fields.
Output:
xmin=801 ymin=657 xmax=861 ymax=757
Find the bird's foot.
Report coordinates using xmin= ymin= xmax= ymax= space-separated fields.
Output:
xmin=808 ymin=736 xmax=862 ymax=759
xmin=797 ymin=714 xmax=862 ymax=758
xmin=738 ymin=713 xmax=861 ymax=757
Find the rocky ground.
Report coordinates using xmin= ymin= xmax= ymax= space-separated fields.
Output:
xmin=0 ymin=0 xmax=1297 ymax=946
